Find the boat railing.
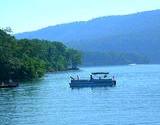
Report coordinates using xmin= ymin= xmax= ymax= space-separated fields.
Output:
xmin=70 ymin=76 xmax=91 ymax=80
xmin=70 ymin=75 xmax=114 ymax=81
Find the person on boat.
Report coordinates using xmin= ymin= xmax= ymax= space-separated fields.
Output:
xmin=70 ymin=76 xmax=74 ymax=80
xmin=90 ymin=75 xmax=93 ymax=80
xmin=77 ymin=75 xmax=79 ymax=80
xmin=9 ymin=79 xmax=13 ymax=83
xmin=112 ymin=76 xmax=115 ymax=80
xmin=2 ymin=82 xmax=4 ymax=86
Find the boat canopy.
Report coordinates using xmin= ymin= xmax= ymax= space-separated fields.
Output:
xmin=91 ymin=72 xmax=109 ymax=75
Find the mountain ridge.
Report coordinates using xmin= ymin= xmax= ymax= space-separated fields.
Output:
xmin=15 ymin=9 xmax=160 ymax=64
xmin=16 ymin=9 xmax=160 ymax=41
xmin=16 ymin=9 xmax=160 ymax=35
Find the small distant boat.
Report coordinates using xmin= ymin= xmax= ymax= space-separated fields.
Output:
xmin=69 ymin=72 xmax=116 ymax=88
xmin=129 ymin=63 xmax=136 ymax=66
xmin=0 ymin=82 xmax=19 ymax=88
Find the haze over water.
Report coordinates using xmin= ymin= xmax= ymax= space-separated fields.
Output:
xmin=0 ymin=65 xmax=160 ymax=125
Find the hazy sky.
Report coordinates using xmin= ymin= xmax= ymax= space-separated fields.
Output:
xmin=1 ymin=0 xmax=160 ymax=33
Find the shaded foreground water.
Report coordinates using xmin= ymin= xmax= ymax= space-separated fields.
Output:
xmin=0 ymin=65 xmax=160 ymax=125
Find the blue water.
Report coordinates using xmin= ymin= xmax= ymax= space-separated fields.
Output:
xmin=0 ymin=65 xmax=160 ymax=125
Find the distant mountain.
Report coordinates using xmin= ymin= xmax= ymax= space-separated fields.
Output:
xmin=16 ymin=10 xmax=160 ymax=64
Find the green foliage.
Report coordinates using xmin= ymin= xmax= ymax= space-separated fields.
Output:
xmin=0 ymin=29 xmax=82 ymax=82
xmin=20 ymin=57 xmax=46 ymax=80
xmin=66 ymin=48 xmax=82 ymax=69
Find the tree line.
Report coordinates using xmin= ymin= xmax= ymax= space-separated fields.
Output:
xmin=0 ymin=29 xmax=81 ymax=82
xmin=82 ymin=51 xmax=149 ymax=66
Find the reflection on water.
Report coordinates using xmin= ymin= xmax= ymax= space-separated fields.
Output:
xmin=0 ymin=65 xmax=160 ymax=125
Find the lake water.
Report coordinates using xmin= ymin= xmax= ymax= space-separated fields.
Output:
xmin=0 ymin=65 xmax=160 ymax=125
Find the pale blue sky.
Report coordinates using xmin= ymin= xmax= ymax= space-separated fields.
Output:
xmin=1 ymin=0 xmax=160 ymax=33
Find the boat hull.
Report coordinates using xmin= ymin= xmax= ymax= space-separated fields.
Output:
xmin=0 ymin=83 xmax=19 ymax=88
xmin=69 ymin=79 xmax=116 ymax=88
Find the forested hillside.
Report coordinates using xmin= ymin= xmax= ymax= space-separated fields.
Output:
xmin=0 ymin=29 xmax=81 ymax=82
xmin=16 ymin=10 xmax=160 ymax=64
xmin=82 ymin=52 xmax=149 ymax=66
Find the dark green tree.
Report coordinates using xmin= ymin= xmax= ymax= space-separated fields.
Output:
xmin=0 ymin=29 xmax=82 ymax=82
xmin=66 ymin=48 xmax=82 ymax=69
